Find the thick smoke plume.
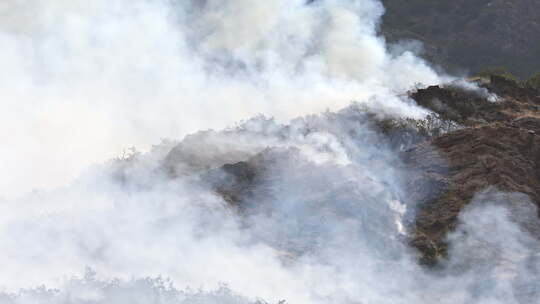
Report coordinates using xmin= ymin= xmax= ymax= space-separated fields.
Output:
xmin=1 ymin=0 xmax=442 ymax=197
xmin=1 ymin=109 xmax=539 ymax=303
xmin=1 ymin=1 xmax=539 ymax=304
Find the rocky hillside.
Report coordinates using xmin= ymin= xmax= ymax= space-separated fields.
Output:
xmin=405 ymin=76 xmax=540 ymax=264
xmin=381 ymin=0 xmax=540 ymax=79
xmin=159 ymin=75 xmax=540 ymax=265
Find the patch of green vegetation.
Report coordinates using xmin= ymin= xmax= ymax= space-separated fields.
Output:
xmin=475 ymin=68 xmax=540 ymax=89
xmin=526 ymin=72 xmax=540 ymax=89
xmin=476 ymin=67 xmax=519 ymax=81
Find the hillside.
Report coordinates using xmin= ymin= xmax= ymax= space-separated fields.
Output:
xmin=161 ymin=76 xmax=540 ymax=265
xmin=6 ymin=1 xmax=540 ymax=302
xmin=381 ymin=0 xmax=540 ymax=78
xmin=405 ymin=76 xmax=540 ymax=264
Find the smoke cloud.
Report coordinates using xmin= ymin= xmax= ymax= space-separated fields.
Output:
xmin=2 ymin=1 xmax=538 ymax=304
xmin=1 ymin=109 xmax=539 ymax=303
xmin=1 ymin=0 xmax=443 ymax=197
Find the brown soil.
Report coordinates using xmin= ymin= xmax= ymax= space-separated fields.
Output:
xmin=406 ymin=76 xmax=540 ymax=264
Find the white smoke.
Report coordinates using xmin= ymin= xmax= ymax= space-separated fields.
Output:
xmin=428 ymin=190 xmax=540 ymax=303
xmin=3 ymin=1 xmax=538 ymax=304
xmin=0 ymin=107 xmax=410 ymax=301
xmin=1 ymin=0 xmax=444 ymax=198
xmin=1 ymin=111 xmax=539 ymax=303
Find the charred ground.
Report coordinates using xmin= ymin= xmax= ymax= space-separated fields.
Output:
xmin=406 ymin=76 xmax=540 ymax=264
xmin=155 ymin=75 xmax=540 ymax=266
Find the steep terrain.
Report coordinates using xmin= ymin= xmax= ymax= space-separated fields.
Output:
xmin=381 ymin=0 xmax=540 ymax=78
xmin=406 ymin=76 xmax=540 ymax=264
xmin=162 ymin=76 xmax=540 ymax=265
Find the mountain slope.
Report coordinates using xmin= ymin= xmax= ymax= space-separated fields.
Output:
xmin=381 ymin=0 xmax=540 ymax=78
xmin=166 ymin=76 xmax=540 ymax=265
xmin=405 ymin=76 xmax=540 ymax=263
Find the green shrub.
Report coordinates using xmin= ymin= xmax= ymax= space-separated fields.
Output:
xmin=476 ymin=67 xmax=519 ymax=81
xmin=526 ymin=72 xmax=540 ymax=89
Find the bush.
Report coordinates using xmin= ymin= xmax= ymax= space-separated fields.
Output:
xmin=476 ymin=67 xmax=518 ymax=81
xmin=526 ymin=72 xmax=540 ymax=89
xmin=374 ymin=114 xmax=461 ymax=151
